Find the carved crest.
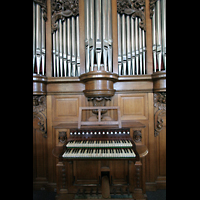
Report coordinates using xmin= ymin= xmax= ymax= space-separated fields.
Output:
xmin=117 ymin=0 xmax=146 ymax=30
xmin=51 ymin=0 xmax=79 ymax=32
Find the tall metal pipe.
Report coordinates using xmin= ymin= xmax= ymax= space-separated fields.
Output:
xmin=52 ymin=31 xmax=56 ymax=77
xmin=152 ymin=8 xmax=156 ymax=72
xmin=95 ymin=0 xmax=102 ymax=70
xmin=156 ymin=0 xmax=162 ymax=71
xmin=131 ymin=17 xmax=135 ymax=75
xmin=142 ymin=29 xmax=146 ymax=74
xmin=162 ymin=0 xmax=166 ymax=70
xmin=63 ymin=19 xmax=67 ymax=77
xmin=67 ymin=18 xmax=71 ymax=76
xmin=41 ymin=13 xmax=46 ymax=75
xmin=102 ymin=0 xmax=108 ymax=71
xmin=71 ymin=16 xmax=76 ymax=76
xmin=76 ymin=16 xmax=80 ymax=76
xmin=117 ymin=13 xmax=122 ymax=75
xmin=122 ymin=14 xmax=126 ymax=75
xmin=85 ymin=0 xmax=90 ymax=72
xmin=33 ymin=2 xmax=36 ymax=73
xmin=107 ymin=0 xmax=112 ymax=72
xmin=59 ymin=19 xmax=63 ymax=77
xmin=55 ymin=22 xmax=59 ymax=76
xmin=126 ymin=15 xmax=131 ymax=75
xmin=139 ymin=18 xmax=143 ymax=75
xmin=89 ymin=0 xmax=95 ymax=71
xmin=36 ymin=4 xmax=41 ymax=74
xmin=135 ymin=17 xmax=139 ymax=75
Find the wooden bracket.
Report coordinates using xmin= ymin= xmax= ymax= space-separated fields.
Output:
xmin=78 ymin=106 xmax=122 ymax=129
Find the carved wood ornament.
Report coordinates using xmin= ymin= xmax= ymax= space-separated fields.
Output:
xmin=154 ymin=93 xmax=166 ymax=137
xmin=51 ymin=0 xmax=79 ymax=32
xmin=33 ymin=96 xmax=47 ymax=138
xmin=117 ymin=0 xmax=146 ymax=30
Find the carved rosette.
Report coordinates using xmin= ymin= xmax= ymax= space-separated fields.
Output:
xmin=133 ymin=130 xmax=142 ymax=143
xmin=154 ymin=93 xmax=166 ymax=137
xmin=51 ymin=0 xmax=79 ymax=32
xmin=117 ymin=0 xmax=146 ymax=30
xmin=33 ymin=96 xmax=47 ymax=138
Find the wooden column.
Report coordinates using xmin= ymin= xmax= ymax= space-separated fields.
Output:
xmin=79 ymin=0 xmax=85 ymax=75
xmin=145 ymin=0 xmax=153 ymax=74
xmin=46 ymin=0 xmax=52 ymax=77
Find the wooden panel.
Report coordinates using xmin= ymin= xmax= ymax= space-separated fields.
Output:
xmin=33 ymin=118 xmax=48 ymax=184
xmin=118 ymin=94 xmax=148 ymax=120
xmin=74 ymin=161 xmax=100 ymax=184
xmin=110 ymin=160 xmax=128 ymax=184
xmin=52 ymin=95 xmax=81 ymax=122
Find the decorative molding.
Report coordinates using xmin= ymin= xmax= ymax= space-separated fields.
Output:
xmin=133 ymin=130 xmax=142 ymax=143
xmin=149 ymin=0 xmax=158 ymax=19
xmin=154 ymin=93 xmax=166 ymax=137
xmin=117 ymin=0 xmax=146 ymax=30
xmin=51 ymin=0 xmax=79 ymax=32
xmin=33 ymin=0 xmax=47 ymax=21
xmin=33 ymin=96 xmax=47 ymax=138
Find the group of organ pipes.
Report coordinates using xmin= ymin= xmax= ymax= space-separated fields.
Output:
xmin=33 ymin=0 xmax=166 ymax=77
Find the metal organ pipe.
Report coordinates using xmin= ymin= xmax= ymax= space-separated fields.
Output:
xmin=51 ymin=14 xmax=80 ymax=77
xmin=33 ymin=1 xmax=46 ymax=75
xmin=84 ymin=0 xmax=113 ymax=72
xmin=117 ymin=14 xmax=146 ymax=76
xmin=152 ymin=0 xmax=166 ymax=72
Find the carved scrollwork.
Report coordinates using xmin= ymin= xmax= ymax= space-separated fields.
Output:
xmin=117 ymin=0 xmax=146 ymax=30
xmin=51 ymin=0 xmax=79 ymax=32
xmin=33 ymin=96 xmax=47 ymax=138
xmin=33 ymin=0 xmax=47 ymax=21
xmin=154 ymin=93 xmax=166 ymax=137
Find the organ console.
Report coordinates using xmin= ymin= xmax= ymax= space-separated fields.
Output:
xmin=53 ymin=121 xmax=148 ymax=200
xmin=62 ymin=128 xmax=139 ymax=160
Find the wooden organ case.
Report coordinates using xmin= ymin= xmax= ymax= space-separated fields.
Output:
xmin=33 ymin=0 xmax=166 ymax=199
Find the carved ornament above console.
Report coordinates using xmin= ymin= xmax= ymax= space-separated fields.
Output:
xmin=117 ymin=0 xmax=146 ymax=30
xmin=51 ymin=0 xmax=79 ymax=32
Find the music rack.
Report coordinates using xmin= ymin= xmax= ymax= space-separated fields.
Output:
xmin=78 ymin=106 xmax=122 ymax=129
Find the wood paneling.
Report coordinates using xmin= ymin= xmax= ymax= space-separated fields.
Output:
xmin=118 ymin=94 xmax=148 ymax=120
xmin=52 ymin=95 xmax=81 ymax=122
xmin=33 ymin=118 xmax=48 ymax=188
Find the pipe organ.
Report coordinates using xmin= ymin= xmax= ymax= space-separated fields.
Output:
xmin=33 ymin=0 xmax=166 ymax=199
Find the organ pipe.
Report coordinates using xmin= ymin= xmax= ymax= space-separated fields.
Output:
xmin=107 ymin=0 xmax=112 ymax=72
xmin=152 ymin=0 xmax=166 ymax=72
xmin=117 ymin=13 xmax=146 ymax=76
